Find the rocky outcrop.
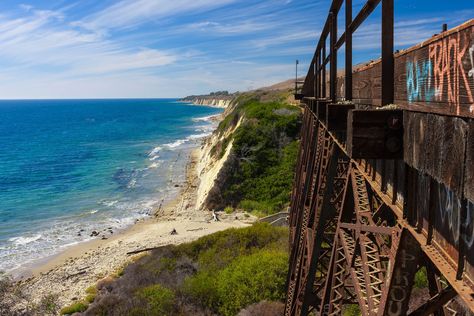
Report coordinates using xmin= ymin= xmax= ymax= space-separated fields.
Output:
xmin=180 ymin=92 xmax=235 ymax=108
xmin=195 ymin=113 xmax=242 ymax=210
xmin=189 ymin=98 xmax=232 ymax=108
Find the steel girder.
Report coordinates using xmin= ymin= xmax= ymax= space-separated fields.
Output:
xmin=285 ymin=107 xmax=473 ymax=316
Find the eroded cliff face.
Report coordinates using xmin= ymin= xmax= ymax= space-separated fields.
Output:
xmin=193 ymin=87 xmax=300 ymax=214
xmin=191 ymin=98 xmax=232 ymax=108
xmin=195 ymin=100 xmax=241 ymax=210
xmin=180 ymin=93 xmax=234 ymax=108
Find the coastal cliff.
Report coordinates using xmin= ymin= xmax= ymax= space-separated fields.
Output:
xmin=74 ymin=88 xmax=301 ymax=315
xmin=3 ymin=83 xmax=301 ymax=316
xmin=180 ymin=91 xmax=235 ymax=108
xmin=188 ymin=98 xmax=232 ymax=108
xmin=198 ymin=89 xmax=301 ymax=215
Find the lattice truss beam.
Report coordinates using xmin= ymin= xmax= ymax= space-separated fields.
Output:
xmin=285 ymin=110 xmax=469 ymax=316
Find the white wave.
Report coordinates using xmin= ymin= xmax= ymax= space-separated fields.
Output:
xmin=165 ymin=139 xmax=186 ymax=148
xmin=186 ymin=132 xmax=212 ymax=140
xmin=148 ymin=146 xmax=162 ymax=157
xmin=89 ymin=210 xmax=99 ymax=214
xmin=127 ymin=179 xmax=137 ymax=188
xmin=163 ymin=133 xmax=210 ymax=150
xmin=9 ymin=234 xmax=42 ymax=245
xmin=192 ymin=114 xmax=218 ymax=122
xmin=100 ymin=199 xmax=119 ymax=207
xmin=148 ymin=162 xmax=160 ymax=169
xmin=195 ymin=124 xmax=215 ymax=132
xmin=149 ymin=154 xmax=160 ymax=161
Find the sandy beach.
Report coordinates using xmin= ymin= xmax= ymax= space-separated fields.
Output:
xmin=15 ymin=121 xmax=255 ymax=309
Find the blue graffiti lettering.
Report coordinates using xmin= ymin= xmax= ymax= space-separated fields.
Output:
xmin=406 ymin=60 xmax=435 ymax=103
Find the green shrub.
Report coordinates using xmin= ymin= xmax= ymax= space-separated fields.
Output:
xmin=60 ymin=302 xmax=88 ymax=315
xmin=224 ymin=206 xmax=234 ymax=214
xmin=84 ymin=286 xmax=97 ymax=304
xmin=178 ymin=223 xmax=287 ymax=269
xmin=414 ymin=267 xmax=428 ymax=288
xmin=213 ymin=97 xmax=300 ymax=215
xmin=343 ymin=304 xmax=362 ymax=316
xmin=159 ymin=257 xmax=177 ymax=271
xmin=184 ymin=249 xmax=288 ymax=316
xmin=135 ymin=284 xmax=175 ymax=315
xmin=181 ymin=224 xmax=288 ymax=314
xmin=216 ymin=249 xmax=288 ymax=316
xmin=80 ymin=224 xmax=289 ymax=315
xmin=183 ymin=272 xmax=219 ymax=310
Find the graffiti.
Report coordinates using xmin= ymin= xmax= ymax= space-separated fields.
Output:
xmin=386 ymin=248 xmax=417 ymax=316
xmin=406 ymin=60 xmax=435 ymax=103
xmin=438 ymin=184 xmax=461 ymax=245
xmin=429 ymin=32 xmax=474 ymax=114
xmin=469 ymin=45 xmax=474 ymax=78
xmin=469 ymin=45 xmax=474 ymax=113
xmin=462 ymin=200 xmax=474 ymax=249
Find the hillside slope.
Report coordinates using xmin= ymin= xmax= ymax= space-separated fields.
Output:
xmin=71 ymin=88 xmax=302 ymax=316
xmin=202 ymin=89 xmax=302 ymax=216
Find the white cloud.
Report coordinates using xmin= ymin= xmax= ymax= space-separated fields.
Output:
xmin=19 ymin=4 xmax=33 ymax=12
xmin=77 ymin=0 xmax=237 ymax=31
xmin=188 ymin=20 xmax=273 ymax=35
xmin=251 ymin=30 xmax=319 ymax=50
xmin=0 ymin=8 xmax=177 ymax=78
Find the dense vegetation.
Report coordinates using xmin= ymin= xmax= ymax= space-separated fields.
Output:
xmin=0 ymin=90 xmax=301 ymax=316
xmin=62 ymin=92 xmax=301 ymax=315
xmin=74 ymin=223 xmax=288 ymax=315
xmin=207 ymin=92 xmax=301 ymax=216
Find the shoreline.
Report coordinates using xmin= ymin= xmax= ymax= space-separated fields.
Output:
xmin=178 ymin=99 xmax=232 ymax=109
xmin=7 ymin=111 xmax=222 ymax=278
xmin=14 ymin=116 xmax=255 ymax=309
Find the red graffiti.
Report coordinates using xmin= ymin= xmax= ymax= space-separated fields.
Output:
xmin=429 ymin=32 xmax=474 ymax=114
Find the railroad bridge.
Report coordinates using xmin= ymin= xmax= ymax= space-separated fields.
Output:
xmin=284 ymin=1 xmax=474 ymax=315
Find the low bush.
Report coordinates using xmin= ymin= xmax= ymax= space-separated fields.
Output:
xmin=84 ymin=286 xmax=97 ymax=304
xmin=134 ymin=284 xmax=175 ymax=315
xmin=83 ymin=223 xmax=289 ymax=316
xmin=216 ymin=249 xmax=288 ymax=316
xmin=60 ymin=302 xmax=88 ymax=315
xmin=343 ymin=304 xmax=361 ymax=316
xmin=414 ymin=267 xmax=428 ymax=289
xmin=183 ymin=249 xmax=288 ymax=316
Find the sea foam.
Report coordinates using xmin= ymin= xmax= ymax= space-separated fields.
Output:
xmin=9 ymin=234 xmax=42 ymax=245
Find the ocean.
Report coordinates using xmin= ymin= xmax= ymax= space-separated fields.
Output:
xmin=0 ymin=99 xmax=222 ymax=273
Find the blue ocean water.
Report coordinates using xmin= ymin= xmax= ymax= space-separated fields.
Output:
xmin=0 ymin=99 xmax=222 ymax=272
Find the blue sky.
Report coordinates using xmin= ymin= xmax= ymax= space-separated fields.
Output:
xmin=0 ymin=0 xmax=471 ymax=98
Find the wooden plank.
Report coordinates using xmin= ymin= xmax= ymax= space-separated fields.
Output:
xmin=462 ymin=119 xmax=474 ymax=288
xmin=432 ymin=181 xmax=462 ymax=271
xmin=328 ymin=20 xmax=474 ymax=118
xmin=352 ymin=61 xmax=382 ymax=106
xmin=395 ymin=23 xmax=474 ymax=117
xmin=325 ymin=103 xmax=355 ymax=132
xmin=347 ymin=109 xmax=403 ymax=159
xmin=463 ymin=199 xmax=474 ymax=289
xmin=465 ymin=120 xmax=474 ymax=201
xmin=317 ymin=99 xmax=330 ymax=120
xmin=404 ymin=112 xmax=468 ymax=197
